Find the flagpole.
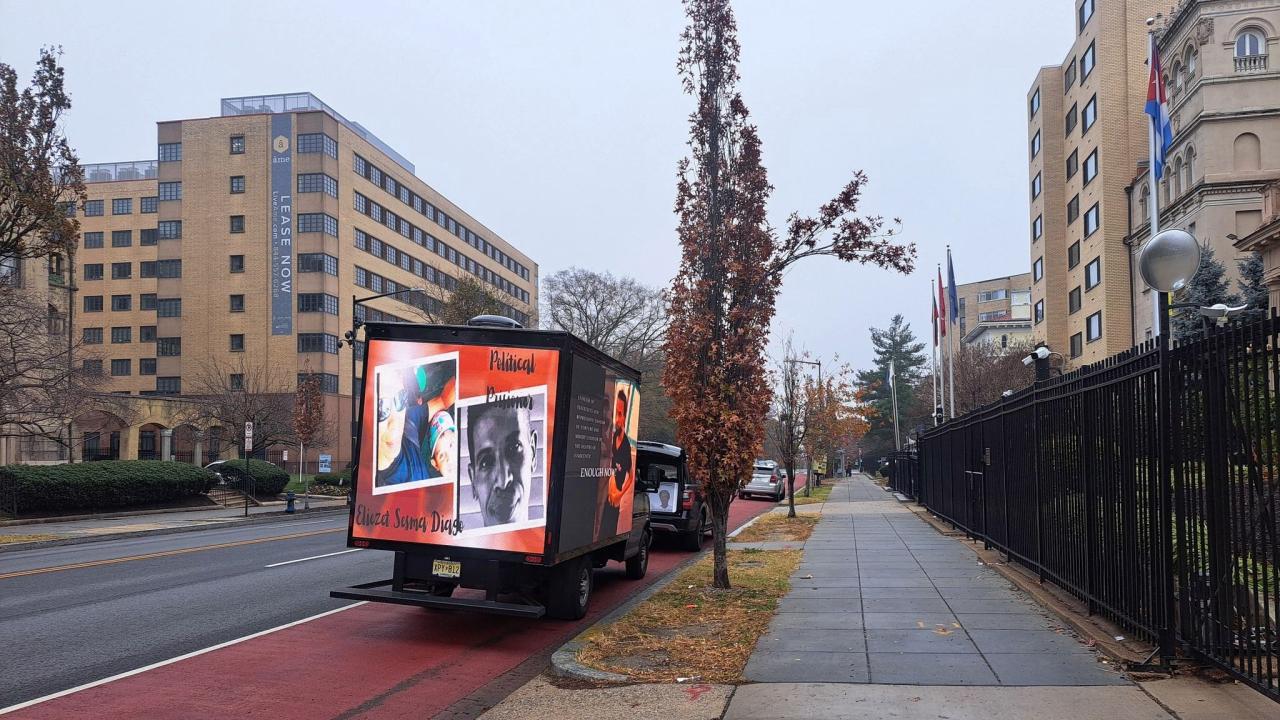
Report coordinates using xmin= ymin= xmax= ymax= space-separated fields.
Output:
xmin=947 ymin=250 xmax=956 ymax=418
xmin=931 ymin=278 xmax=939 ymax=426
xmin=1147 ymin=25 xmax=1165 ymax=338
xmin=890 ymin=359 xmax=901 ymax=450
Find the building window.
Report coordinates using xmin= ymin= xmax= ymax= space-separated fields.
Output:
xmin=1086 ymin=311 xmax=1102 ymax=342
xmin=230 ymin=176 xmax=245 ymax=194
xmin=83 ymin=359 xmax=102 ymax=375
xmin=140 ymin=358 xmax=157 ymax=375
xmin=140 ymin=294 xmax=157 ymax=311
xmin=140 ymin=196 xmax=158 ymax=214
xmin=1029 ymin=88 xmax=1040 ymax=118
xmin=298 ymin=253 xmax=339 ymax=275
xmin=1064 ymin=57 xmax=1077 ymax=91
xmin=229 ymin=255 xmax=245 ymax=273
xmin=158 ymin=181 xmax=182 ymax=201
xmin=297 ymin=213 xmax=338 ymax=236
xmin=297 ymin=293 xmax=339 ymax=315
xmin=1078 ymin=0 xmax=1094 ymax=32
xmin=157 ymin=337 xmax=181 ymax=357
xmin=158 ymin=221 xmax=182 ymax=239
xmin=1068 ymin=194 xmax=1080 ymax=223
xmin=297 ymin=333 xmax=339 ymax=354
xmin=61 ymin=201 xmax=76 ymax=218
xmin=230 ymin=135 xmax=245 ymax=154
xmin=1032 ymin=215 xmax=1043 ymax=241
xmin=84 ymin=200 xmax=104 ymax=217
xmin=83 ymin=263 xmax=103 ymax=281
xmin=229 ymin=334 xmax=245 ymax=352
xmin=82 ymin=327 xmax=103 ymax=344
xmin=156 ymin=377 xmax=181 ymax=394
xmin=112 ymin=230 xmax=132 ymax=247
xmin=1066 ymin=149 xmax=1078 ymax=179
xmin=230 ymin=373 xmax=244 ymax=391
xmin=230 ymin=215 xmax=245 ymax=233
xmin=297 ymin=173 xmax=338 ymax=197
xmin=1236 ymin=30 xmax=1265 ymax=58
xmin=1031 ymin=173 xmax=1042 ymax=199
xmin=1033 ymin=257 xmax=1044 ymax=281
xmin=1034 ymin=299 xmax=1045 ymax=324
xmin=140 ymin=325 xmax=157 ymax=342
xmin=1081 ymin=41 xmax=1095 ymax=79
xmin=297 ymin=133 xmax=337 ymax=158
xmin=110 ymin=359 xmax=132 ymax=377
xmin=230 ymin=294 xmax=245 ymax=312
xmin=1084 ymin=203 xmax=1100 ymax=236
xmin=140 ymin=228 xmax=158 ymax=246
xmin=1085 ymin=257 xmax=1101 ymax=289
xmin=298 ymin=373 xmax=339 ymax=394
xmin=112 ymin=198 xmax=132 ymax=215
xmin=111 ymin=294 xmax=131 ymax=311
xmin=1068 ymin=241 xmax=1080 ymax=268
xmin=158 ymin=143 xmax=182 ymax=162
xmin=1065 ymin=103 xmax=1078 ymax=136
xmin=1070 ymin=332 xmax=1083 ymax=358
xmin=1083 ymin=149 xmax=1098 ymax=184
xmin=83 ymin=232 xmax=104 ymax=249
xmin=156 ymin=259 xmax=182 ymax=278
xmin=1069 ymin=286 xmax=1082 ymax=314
xmin=157 ymin=298 xmax=182 ymax=317
xmin=1030 ymin=131 xmax=1041 ymax=159
xmin=111 ymin=262 xmax=132 ymax=280
xmin=1082 ymin=95 xmax=1097 ymax=132
xmin=978 ymin=289 xmax=1008 ymax=302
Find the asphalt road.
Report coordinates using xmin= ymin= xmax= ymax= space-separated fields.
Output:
xmin=0 ymin=511 xmax=368 ymax=707
xmin=0 ymin=498 xmax=777 ymax=717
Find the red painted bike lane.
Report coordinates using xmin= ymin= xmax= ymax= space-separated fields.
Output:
xmin=9 ymin=498 xmax=775 ymax=720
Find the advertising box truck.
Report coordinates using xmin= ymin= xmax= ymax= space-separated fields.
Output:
xmin=331 ymin=319 xmax=654 ymax=619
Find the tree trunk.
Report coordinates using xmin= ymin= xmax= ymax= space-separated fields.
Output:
xmin=710 ymin=487 xmax=732 ymax=589
xmin=786 ymin=461 xmax=796 ymax=518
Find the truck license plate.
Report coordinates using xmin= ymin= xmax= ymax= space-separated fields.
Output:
xmin=432 ymin=559 xmax=461 ymax=579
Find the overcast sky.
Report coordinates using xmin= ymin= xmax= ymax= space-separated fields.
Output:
xmin=1 ymin=0 xmax=1074 ymax=371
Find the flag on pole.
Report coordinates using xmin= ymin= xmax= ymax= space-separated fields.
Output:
xmin=1145 ymin=34 xmax=1173 ymax=179
xmin=946 ymin=248 xmax=959 ymax=324
xmin=888 ymin=358 xmax=895 ymax=391
xmin=937 ymin=266 xmax=947 ymax=336
xmin=931 ymin=289 xmax=939 ymax=347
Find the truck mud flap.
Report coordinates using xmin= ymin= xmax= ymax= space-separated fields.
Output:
xmin=330 ymin=580 xmax=546 ymax=618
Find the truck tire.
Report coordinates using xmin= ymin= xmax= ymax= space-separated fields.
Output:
xmin=681 ymin=507 xmax=707 ymax=551
xmin=429 ymin=582 xmax=455 ymax=597
xmin=625 ymin=530 xmax=650 ymax=579
xmin=546 ymin=556 xmax=592 ymax=620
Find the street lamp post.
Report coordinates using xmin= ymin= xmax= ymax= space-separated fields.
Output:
xmin=339 ymin=287 xmax=429 ymax=467
xmin=787 ymin=358 xmax=823 ymax=493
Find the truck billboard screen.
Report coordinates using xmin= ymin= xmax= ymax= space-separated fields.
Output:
xmin=352 ymin=339 xmax=559 ymax=554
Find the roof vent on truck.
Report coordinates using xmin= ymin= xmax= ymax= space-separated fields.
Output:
xmin=466 ymin=315 xmax=523 ymax=329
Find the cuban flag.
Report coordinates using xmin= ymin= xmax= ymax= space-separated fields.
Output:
xmin=1145 ymin=34 xmax=1173 ymax=179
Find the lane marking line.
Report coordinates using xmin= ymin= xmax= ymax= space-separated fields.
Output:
xmin=265 ymin=548 xmax=362 ymax=568
xmin=0 ymin=601 xmax=367 ymax=716
xmin=0 ymin=528 xmax=343 ymax=580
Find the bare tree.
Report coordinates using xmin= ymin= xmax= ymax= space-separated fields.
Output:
xmin=0 ymin=283 xmax=103 ymax=443
xmin=1 ymin=48 xmax=84 ymax=261
xmin=770 ymin=338 xmax=811 ymax=518
xmin=178 ymin=357 xmax=297 ymax=456
xmin=950 ymin=341 xmax=1035 ymax=415
xmin=401 ymin=276 xmax=510 ymax=326
xmin=542 ymin=268 xmax=675 ymax=441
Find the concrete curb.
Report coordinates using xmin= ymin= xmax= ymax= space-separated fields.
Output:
xmin=0 ymin=506 xmax=349 ymax=554
xmin=550 ymin=541 xmax=720 ymax=684
xmin=0 ymin=502 xmax=233 ymax=527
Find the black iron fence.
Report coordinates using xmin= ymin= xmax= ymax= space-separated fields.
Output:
xmin=912 ymin=315 xmax=1280 ymax=702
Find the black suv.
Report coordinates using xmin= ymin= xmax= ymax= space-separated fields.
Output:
xmin=636 ymin=441 xmax=711 ymax=551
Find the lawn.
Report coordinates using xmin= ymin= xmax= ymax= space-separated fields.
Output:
xmin=732 ymin=513 xmax=818 ymax=543
xmin=576 ymin=548 xmax=801 ymax=683
xmin=0 ymin=534 xmax=62 ymax=545
xmin=785 ymin=483 xmax=832 ymax=506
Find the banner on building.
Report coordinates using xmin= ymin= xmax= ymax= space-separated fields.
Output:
xmin=270 ymin=113 xmax=293 ymax=335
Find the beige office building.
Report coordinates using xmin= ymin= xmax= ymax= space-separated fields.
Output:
xmin=1028 ymin=0 xmax=1160 ymax=367
xmin=1127 ymin=0 xmax=1280 ymax=331
xmin=74 ymin=93 xmax=538 ymax=466
xmin=953 ymin=273 xmax=1034 ymax=348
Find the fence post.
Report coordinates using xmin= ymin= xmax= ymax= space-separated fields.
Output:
xmin=1082 ymin=385 xmax=1096 ymax=615
xmin=1032 ymin=383 xmax=1045 ymax=583
xmin=1157 ymin=333 xmax=1179 ymax=662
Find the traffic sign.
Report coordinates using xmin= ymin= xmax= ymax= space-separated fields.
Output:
xmin=318 ymin=454 xmax=332 ymax=474
xmin=244 ymin=421 xmax=254 ymax=452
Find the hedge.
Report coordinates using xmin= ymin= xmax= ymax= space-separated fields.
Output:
xmin=314 ymin=467 xmax=353 ymax=486
xmin=215 ymin=459 xmax=290 ymax=496
xmin=0 ymin=461 xmax=214 ymax=513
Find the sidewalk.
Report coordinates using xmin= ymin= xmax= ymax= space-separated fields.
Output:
xmin=0 ymin=496 xmax=347 ymax=546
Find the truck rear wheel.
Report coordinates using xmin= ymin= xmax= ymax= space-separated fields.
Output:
xmin=681 ymin=508 xmax=707 ymax=551
xmin=546 ymin=556 xmax=592 ymax=620
xmin=625 ymin=530 xmax=650 ymax=579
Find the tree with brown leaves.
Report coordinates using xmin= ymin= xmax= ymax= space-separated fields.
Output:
xmin=665 ymin=0 xmax=915 ymax=589
xmin=293 ymin=368 xmax=330 ymax=482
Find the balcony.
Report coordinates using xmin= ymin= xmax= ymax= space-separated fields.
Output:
xmin=82 ymin=160 xmax=158 ymax=183
xmin=1235 ymin=54 xmax=1268 ymax=73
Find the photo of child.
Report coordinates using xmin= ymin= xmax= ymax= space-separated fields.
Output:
xmin=372 ymin=353 xmax=459 ymax=494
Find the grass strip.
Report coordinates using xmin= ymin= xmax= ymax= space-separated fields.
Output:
xmin=732 ymin=513 xmax=818 ymax=543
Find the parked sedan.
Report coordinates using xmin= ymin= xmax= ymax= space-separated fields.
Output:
xmin=740 ymin=460 xmax=784 ymax=501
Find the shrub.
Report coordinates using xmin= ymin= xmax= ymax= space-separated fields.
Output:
xmin=0 ymin=461 xmax=213 ymax=513
xmin=215 ymin=459 xmax=290 ymax=496
xmin=313 ymin=467 xmax=353 ymax=486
